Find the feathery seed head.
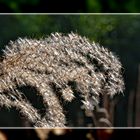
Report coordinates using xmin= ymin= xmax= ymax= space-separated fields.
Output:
xmin=0 ymin=33 xmax=124 ymax=127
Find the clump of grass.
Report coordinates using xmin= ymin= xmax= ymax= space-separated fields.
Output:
xmin=0 ymin=33 xmax=124 ymax=127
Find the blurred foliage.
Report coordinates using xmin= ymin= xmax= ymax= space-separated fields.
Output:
xmin=0 ymin=0 xmax=39 ymax=12
xmin=0 ymin=15 xmax=140 ymax=127
xmin=0 ymin=129 xmax=140 ymax=140
xmin=86 ymin=0 xmax=101 ymax=12
xmin=0 ymin=0 xmax=140 ymax=12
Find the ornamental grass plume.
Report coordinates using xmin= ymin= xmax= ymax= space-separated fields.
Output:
xmin=0 ymin=33 xmax=124 ymax=127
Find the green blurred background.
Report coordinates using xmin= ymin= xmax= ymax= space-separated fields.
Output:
xmin=0 ymin=0 xmax=140 ymax=12
xmin=0 ymin=15 xmax=140 ymax=127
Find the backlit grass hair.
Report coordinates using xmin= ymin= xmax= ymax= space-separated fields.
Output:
xmin=0 ymin=33 xmax=124 ymax=127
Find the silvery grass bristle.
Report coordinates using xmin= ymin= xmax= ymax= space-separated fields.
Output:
xmin=0 ymin=33 xmax=124 ymax=127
